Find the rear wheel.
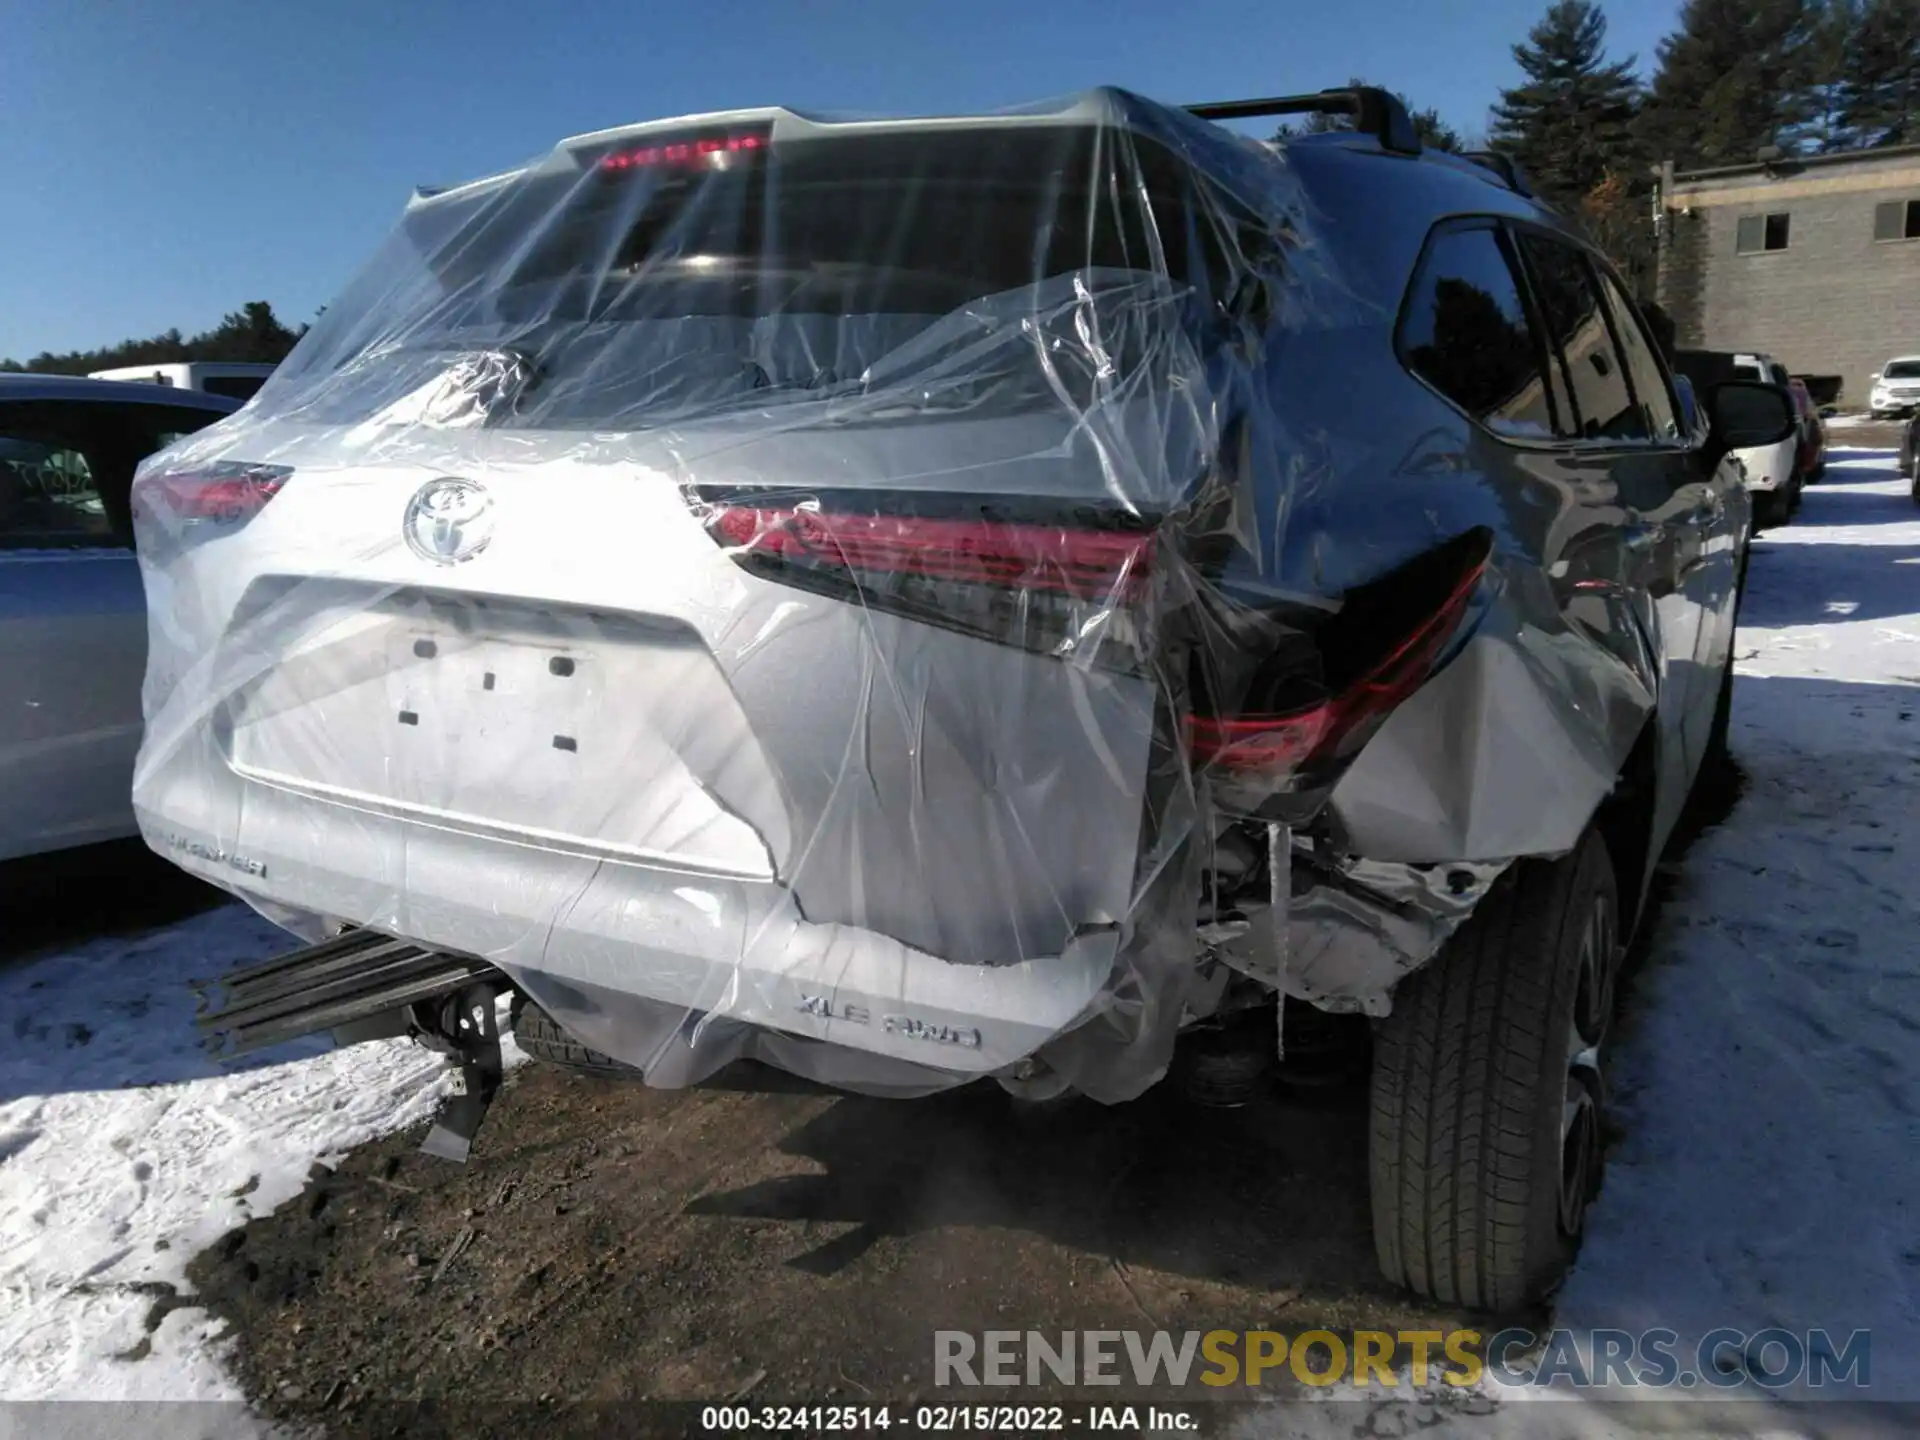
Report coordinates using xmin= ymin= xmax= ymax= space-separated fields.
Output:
xmin=510 ymin=996 xmax=641 ymax=1078
xmin=1755 ymin=490 xmax=1790 ymax=528
xmin=1369 ymin=830 xmax=1619 ymax=1311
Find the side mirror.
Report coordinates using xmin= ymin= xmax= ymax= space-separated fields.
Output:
xmin=1707 ymin=380 xmax=1796 ymax=450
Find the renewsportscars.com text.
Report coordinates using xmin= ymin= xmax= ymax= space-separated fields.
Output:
xmin=934 ymin=1327 xmax=1872 ymax=1390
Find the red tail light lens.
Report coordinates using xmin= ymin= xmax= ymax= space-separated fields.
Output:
xmin=1190 ymin=531 xmax=1491 ymax=787
xmin=133 ymin=462 xmax=292 ymax=528
xmin=708 ymin=505 xmax=1153 ymax=601
xmin=696 ymin=495 xmax=1156 ymax=663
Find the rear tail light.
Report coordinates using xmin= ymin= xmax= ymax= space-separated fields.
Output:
xmin=133 ymin=462 xmax=292 ymax=529
xmin=1189 ymin=527 xmax=1493 ymax=801
xmin=694 ymin=492 xmax=1155 ymax=662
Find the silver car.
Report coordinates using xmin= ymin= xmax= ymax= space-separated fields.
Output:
xmin=0 ymin=376 xmax=236 ymax=861
xmin=147 ymin=88 xmax=1795 ymax=1307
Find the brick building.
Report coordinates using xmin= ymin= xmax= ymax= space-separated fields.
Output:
xmin=1655 ymin=143 xmax=1920 ymax=406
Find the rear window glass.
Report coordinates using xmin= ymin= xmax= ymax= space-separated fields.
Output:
xmin=264 ymin=124 xmax=1261 ymax=431
xmin=0 ymin=437 xmax=113 ymax=549
xmin=201 ymin=375 xmax=266 ymax=401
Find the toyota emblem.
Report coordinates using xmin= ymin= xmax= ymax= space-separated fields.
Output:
xmin=404 ymin=478 xmax=494 ymax=565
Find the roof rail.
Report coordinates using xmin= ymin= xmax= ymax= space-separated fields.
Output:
xmin=1461 ymin=149 xmax=1535 ymax=198
xmin=1185 ymin=87 xmax=1422 ymax=156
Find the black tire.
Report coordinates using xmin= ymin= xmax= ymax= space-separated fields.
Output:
xmin=1370 ymin=830 xmax=1619 ymax=1311
xmin=1755 ymin=490 xmax=1789 ymax=528
xmin=1698 ymin=551 xmax=1745 ymax=787
xmin=1699 ymin=648 xmax=1735 ymax=785
xmin=510 ymin=996 xmax=641 ymax=1078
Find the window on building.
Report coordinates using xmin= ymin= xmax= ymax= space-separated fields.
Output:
xmin=1397 ymin=223 xmax=1561 ymax=439
xmin=1873 ymin=199 xmax=1920 ymax=242
xmin=1736 ymin=212 xmax=1791 ymax=253
xmin=1516 ymin=233 xmax=1649 ymax=442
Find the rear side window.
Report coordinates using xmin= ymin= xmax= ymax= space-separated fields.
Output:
xmin=0 ymin=436 xmax=116 ymax=549
xmin=1594 ymin=273 xmax=1680 ymax=442
xmin=0 ymin=401 xmax=227 ymax=550
xmin=1398 ymin=225 xmax=1559 ymax=439
xmin=201 ymin=376 xmax=265 ymax=401
xmin=135 ymin=404 xmax=230 ymax=453
xmin=1518 ymin=235 xmax=1646 ymax=442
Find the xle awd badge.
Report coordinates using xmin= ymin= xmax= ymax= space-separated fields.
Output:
xmin=796 ymin=994 xmax=983 ymax=1050
xmin=404 ymin=478 xmax=493 ymax=565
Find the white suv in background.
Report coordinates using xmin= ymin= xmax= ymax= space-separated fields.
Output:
xmin=1869 ymin=356 xmax=1920 ymax=419
xmin=1674 ymin=349 xmax=1802 ymax=525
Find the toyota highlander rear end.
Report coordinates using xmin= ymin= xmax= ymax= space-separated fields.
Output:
xmin=132 ymin=94 xmax=1294 ymax=1097
xmin=135 ymin=91 xmax=1523 ymax=1107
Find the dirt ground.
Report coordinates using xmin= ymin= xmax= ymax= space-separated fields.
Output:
xmin=183 ymin=1051 xmax=1491 ymax=1434
xmin=173 ymin=762 xmax=1754 ymax=1440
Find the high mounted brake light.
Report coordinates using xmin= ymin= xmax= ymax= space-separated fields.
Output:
xmin=132 ymin=462 xmax=292 ymax=527
xmin=591 ymin=131 xmax=769 ymax=173
xmin=1189 ymin=528 xmax=1493 ymax=788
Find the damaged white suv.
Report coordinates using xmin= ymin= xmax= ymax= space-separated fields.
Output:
xmin=142 ymin=87 xmax=1794 ymax=1308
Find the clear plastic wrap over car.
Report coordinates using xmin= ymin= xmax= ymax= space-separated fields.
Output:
xmin=130 ymin=89 xmax=1658 ymax=1101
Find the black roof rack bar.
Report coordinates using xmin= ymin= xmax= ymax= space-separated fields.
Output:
xmin=1462 ymin=150 xmax=1535 ymax=198
xmin=1185 ymin=87 xmax=1423 ymax=156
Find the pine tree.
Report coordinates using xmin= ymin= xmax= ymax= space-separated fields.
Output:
xmin=1840 ymin=0 xmax=1920 ymax=145
xmin=2 ymin=304 xmax=303 ymax=374
xmin=1788 ymin=0 xmax=1865 ymax=152
xmin=1640 ymin=0 xmax=1823 ymax=168
xmin=1491 ymin=1 xmax=1644 ymax=205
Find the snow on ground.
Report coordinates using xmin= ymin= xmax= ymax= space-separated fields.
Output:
xmin=1550 ymin=447 xmax=1920 ymax=1395
xmin=0 ymin=905 xmax=485 ymax=1402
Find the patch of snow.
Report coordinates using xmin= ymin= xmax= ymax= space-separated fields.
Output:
xmin=1543 ymin=452 xmax=1920 ymax=1403
xmin=0 ymin=904 xmax=516 ymax=1401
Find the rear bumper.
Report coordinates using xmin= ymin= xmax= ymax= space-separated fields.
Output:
xmin=1733 ymin=438 xmax=1799 ymax=492
xmin=135 ymin=764 xmax=1120 ymax=1077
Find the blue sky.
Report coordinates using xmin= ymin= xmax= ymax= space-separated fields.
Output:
xmin=1 ymin=0 xmax=1682 ymax=360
